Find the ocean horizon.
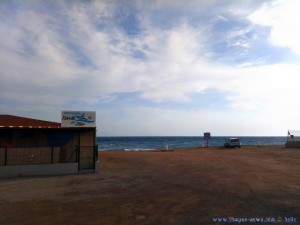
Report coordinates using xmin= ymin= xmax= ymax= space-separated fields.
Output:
xmin=97 ymin=136 xmax=287 ymax=151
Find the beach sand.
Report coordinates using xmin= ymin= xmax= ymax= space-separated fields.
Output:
xmin=0 ymin=145 xmax=299 ymax=225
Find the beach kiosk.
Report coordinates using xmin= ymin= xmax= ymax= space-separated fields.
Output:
xmin=0 ymin=111 xmax=99 ymax=178
xmin=286 ymin=130 xmax=300 ymax=148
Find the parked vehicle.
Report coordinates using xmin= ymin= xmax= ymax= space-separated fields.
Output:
xmin=224 ymin=138 xmax=241 ymax=148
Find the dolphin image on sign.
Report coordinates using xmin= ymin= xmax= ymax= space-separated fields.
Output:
xmin=70 ymin=113 xmax=95 ymax=124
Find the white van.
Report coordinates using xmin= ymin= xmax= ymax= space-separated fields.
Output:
xmin=224 ymin=138 xmax=241 ymax=148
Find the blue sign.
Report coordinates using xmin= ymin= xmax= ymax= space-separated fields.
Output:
xmin=204 ymin=132 xmax=211 ymax=140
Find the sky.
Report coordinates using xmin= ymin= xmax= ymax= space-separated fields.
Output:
xmin=1 ymin=0 xmax=300 ymax=136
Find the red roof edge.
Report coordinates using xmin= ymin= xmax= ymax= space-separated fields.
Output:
xmin=0 ymin=115 xmax=61 ymax=128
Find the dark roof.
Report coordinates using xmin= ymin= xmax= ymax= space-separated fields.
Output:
xmin=0 ymin=115 xmax=61 ymax=128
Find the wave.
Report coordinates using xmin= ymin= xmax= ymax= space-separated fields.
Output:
xmin=124 ymin=148 xmax=156 ymax=151
xmin=98 ymin=148 xmax=157 ymax=151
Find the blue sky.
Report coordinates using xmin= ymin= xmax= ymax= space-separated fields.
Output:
xmin=1 ymin=0 xmax=300 ymax=136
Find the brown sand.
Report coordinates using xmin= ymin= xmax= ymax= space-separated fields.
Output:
xmin=0 ymin=145 xmax=299 ymax=225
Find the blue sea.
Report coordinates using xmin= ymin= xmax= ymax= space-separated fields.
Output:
xmin=97 ymin=136 xmax=287 ymax=151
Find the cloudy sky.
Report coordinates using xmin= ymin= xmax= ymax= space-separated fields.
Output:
xmin=1 ymin=0 xmax=300 ymax=136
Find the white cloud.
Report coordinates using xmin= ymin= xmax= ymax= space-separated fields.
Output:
xmin=249 ymin=0 xmax=300 ymax=55
xmin=1 ymin=0 xmax=300 ymax=135
xmin=0 ymin=1 xmax=255 ymax=106
xmin=216 ymin=15 xmax=229 ymax=22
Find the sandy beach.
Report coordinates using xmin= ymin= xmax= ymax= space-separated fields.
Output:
xmin=0 ymin=145 xmax=299 ymax=225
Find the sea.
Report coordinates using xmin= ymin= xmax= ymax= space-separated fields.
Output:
xmin=97 ymin=136 xmax=287 ymax=151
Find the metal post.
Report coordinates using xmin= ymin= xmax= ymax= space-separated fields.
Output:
xmin=5 ymin=148 xmax=7 ymax=166
xmin=93 ymin=145 xmax=98 ymax=171
xmin=77 ymin=145 xmax=80 ymax=171
xmin=95 ymin=145 xmax=98 ymax=161
xmin=51 ymin=147 xmax=54 ymax=164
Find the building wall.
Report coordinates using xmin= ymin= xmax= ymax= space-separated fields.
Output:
xmin=0 ymin=148 xmax=5 ymax=165
xmin=0 ymin=127 xmax=97 ymax=177
xmin=0 ymin=163 xmax=78 ymax=178
xmin=286 ymin=141 xmax=300 ymax=148
xmin=59 ymin=131 xmax=79 ymax=163
xmin=0 ymin=147 xmax=60 ymax=166
xmin=79 ymin=129 xmax=96 ymax=170
xmin=0 ymin=129 xmax=51 ymax=148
